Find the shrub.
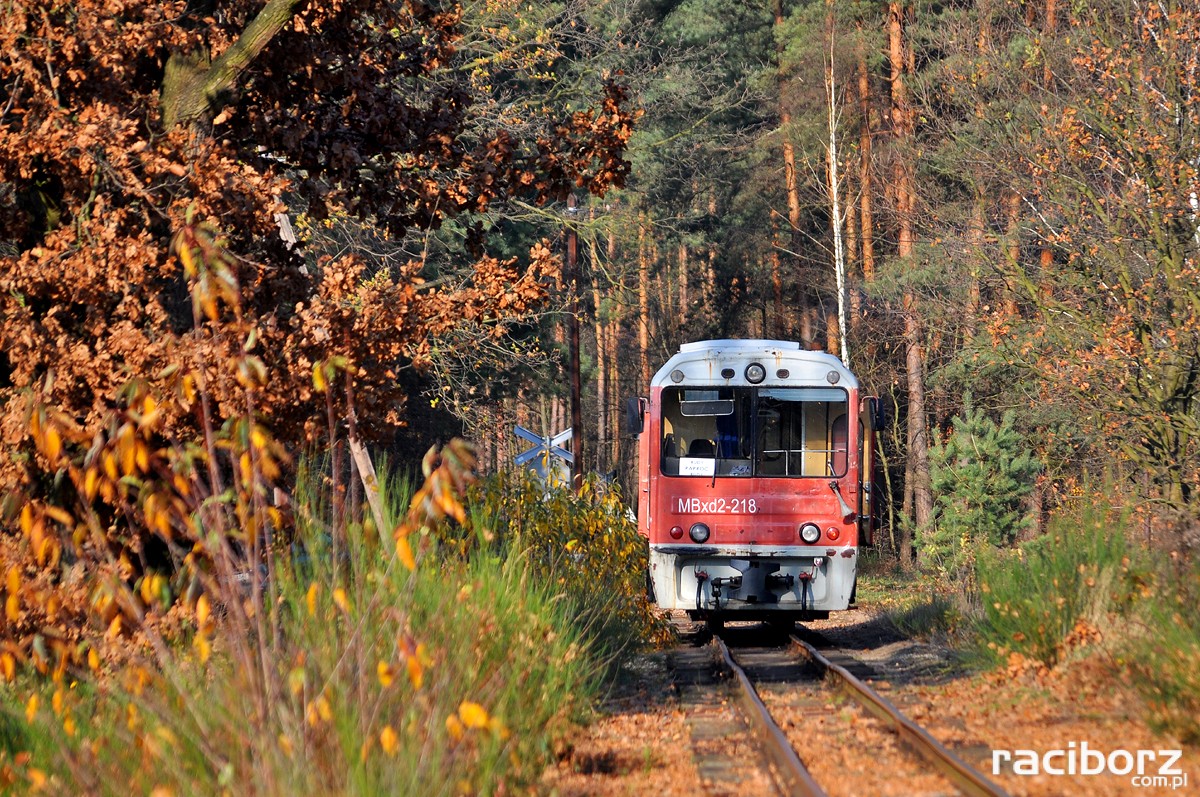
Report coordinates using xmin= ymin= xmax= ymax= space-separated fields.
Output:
xmin=1125 ymin=566 xmax=1200 ymax=744
xmin=923 ymin=395 xmax=1040 ymax=578
xmin=460 ymin=469 xmax=668 ymax=657
xmin=973 ymin=505 xmax=1141 ymax=667
xmin=1 ymin=450 xmax=626 ymax=795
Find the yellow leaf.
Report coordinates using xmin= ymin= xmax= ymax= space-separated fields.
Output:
xmin=332 ymin=588 xmax=349 ymax=613
xmin=278 ymin=733 xmax=293 ymax=757
xmin=119 ymin=428 xmax=136 ymax=476
xmin=304 ymin=695 xmax=333 ymax=728
xmin=312 ymin=363 xmax=328 ymax=393
xmin=197 ymin=594 xmax=211 ymax=628
xmin=406 ymin=656 xmax=424 ymax=690
xmin=458 ymin=701 xmax=489 ymax=730
xmin=194 ymin=633 xmax=211 ymax=663
xmin=380 ymin=725 xmax=399 ymax=756
xmin=19 ymin=504 xmax=32 ymax=536
xmin=445 ymin=713 xmax=464 ymax=741
xmin=179 ymin=242 xmax=196 ymax=277
xmin=149 ymin=787 xmax=174 ymax=797
xmin=201 ymin=295 xmax=219 ymax=322
xmin=6 ymin=565 xmax=18 ymax=596
xmin=305 ymin=583 xmax=318 ymax=617
xmin=488 ymin=716 xmax=510 ymax=739
xmin=63 ymin=715 xmax=77 ymax=737
xmin=377 ymin=660 xmax=395 ymax=688
xmin=6 ymin=593 xmax=19 ymax=623
xmin=44 ymin=425 xmax=62 ymax=461
xmin=106 ymin=616 xmax=122 ymax=640
xmin=25 ymin=694 xmax=38 ymax=722
xmin=1 ymin=653 xmax=15 ymax=680
xmin=28 ymin=769 xmax=46 ymax=791
xmin=87 ymin=648 xmax=100 ymax=671
xmin=52 ymin=689 xmax=63 ymax=716
xmin=287 ymin=667 xmax=306 ymax=696
xmin=397 ymin=536 xmax=416 ymax=572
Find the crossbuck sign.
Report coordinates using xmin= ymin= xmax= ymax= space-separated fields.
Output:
xmin=514 ymin=425 xmax=573 ymax=487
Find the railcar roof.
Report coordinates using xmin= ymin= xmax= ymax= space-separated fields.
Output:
xmin=652 ymin=339 xmax=858 ymax=389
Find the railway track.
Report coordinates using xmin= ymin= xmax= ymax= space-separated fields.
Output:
xmin=671 ymin=624 xmax=1009 ymax=797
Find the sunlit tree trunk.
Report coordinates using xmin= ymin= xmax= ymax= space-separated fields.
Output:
xmin=856 ymin=22 xmax=875 ymax=285
xmin=826 ymin=3 xmax=848 ymax=364
xmin=592 ymin=268 xmax=607 ymax=474
xmin=889 ymin=0 xmax=932 ymax=565
xmin=775 ymin=0 xmax=811 ymax=345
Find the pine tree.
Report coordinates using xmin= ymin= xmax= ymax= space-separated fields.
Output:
xmin=924 ymin=395 xmax=1040 ymax=576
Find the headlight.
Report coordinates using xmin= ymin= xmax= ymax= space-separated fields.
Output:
xmin=745 ymin=362 xmax=766 ymax=383
xmin=689 ymin=522 xmax=710 ymax=543
xmin=799 ymin=523 xmax=821 ymax=544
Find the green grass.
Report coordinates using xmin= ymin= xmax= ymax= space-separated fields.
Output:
xmin=1123 ymin=570 xmax=1200 ymax=744
xmin=972 ymin=504 xmax=1141 ymax=667
xmin=0 ymin=462 xmax=654 ymax=795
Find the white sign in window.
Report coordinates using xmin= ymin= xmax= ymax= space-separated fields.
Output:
xmin=678 ymin=457 xmax=716 ymax=477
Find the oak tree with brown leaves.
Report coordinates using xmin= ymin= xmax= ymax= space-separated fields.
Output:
xmin=0 ymin=0 xmax=635 ymax=666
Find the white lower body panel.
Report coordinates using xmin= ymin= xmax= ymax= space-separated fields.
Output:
xmin=649 ymin=543 xmax=856 ymax=614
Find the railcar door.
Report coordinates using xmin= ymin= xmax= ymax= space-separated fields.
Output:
xmin=858 ymin=396 xmax=881 ymax=546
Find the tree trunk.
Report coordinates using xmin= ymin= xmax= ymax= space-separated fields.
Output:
xmin=775 ymin=0 xmax=808 ymax=341
xmin=889 ymin=1 xmax=932 ymax=564
xmin=826 ymin=4 xmax=848 ymax=364
xmin=856 ymin=22 xmax=875 ymax=283
xmin=964 ymin=191 xmax=986 ymax=342
xmin=593 ymin=266 xmax=607 ymax=474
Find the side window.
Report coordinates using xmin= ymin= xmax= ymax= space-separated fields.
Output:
xmin=756 ymin=389 xmax=849 ymax=477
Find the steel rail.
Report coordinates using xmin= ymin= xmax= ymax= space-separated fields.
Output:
xmin=789 ymin=634 xmax=1009 ymax=797
xmin=713 ymin=636 xmax=827 ymax=797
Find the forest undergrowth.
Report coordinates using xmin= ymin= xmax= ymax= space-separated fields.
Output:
xmin=881 ymin=501 xmax=1200 ymax=746
xmin=0 ymin=448 xmax=660 ymax=795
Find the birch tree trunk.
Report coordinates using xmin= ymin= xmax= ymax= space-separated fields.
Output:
xmin=826 ymin=5 xmax=849 ymax=365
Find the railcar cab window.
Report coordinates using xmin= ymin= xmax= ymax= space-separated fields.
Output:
xmin=756 ymin=388 xmax=848 ymax=477
xmin=660 ymin=386 xmax=849 ymax=478
xmin=661 ymin=388 xmax=753 ymax=477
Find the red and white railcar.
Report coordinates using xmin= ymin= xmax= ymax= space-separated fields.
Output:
xmin=630 ymin=340 xmax=879 ymax=626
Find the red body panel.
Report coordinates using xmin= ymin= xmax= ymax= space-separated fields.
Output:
xmin=639 ymin=386 xmax=863 ymax=550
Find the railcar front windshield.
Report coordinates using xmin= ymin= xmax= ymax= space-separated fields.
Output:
xmin=660 ymin=386 xmax=848 ymax=477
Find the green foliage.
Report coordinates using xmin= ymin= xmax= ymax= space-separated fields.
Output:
xmin=1 ymin=458 xmax=646 ymax=795
xmin=1127 ymin=588 xmax=1200 ymax=744
xmin=922 ymin=395 xmax=1040 ymax=575
xmin=462 ymin=469 xmax=668 ymax=657
xmin=973 ymin=506 xmax=1141 ymax=667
